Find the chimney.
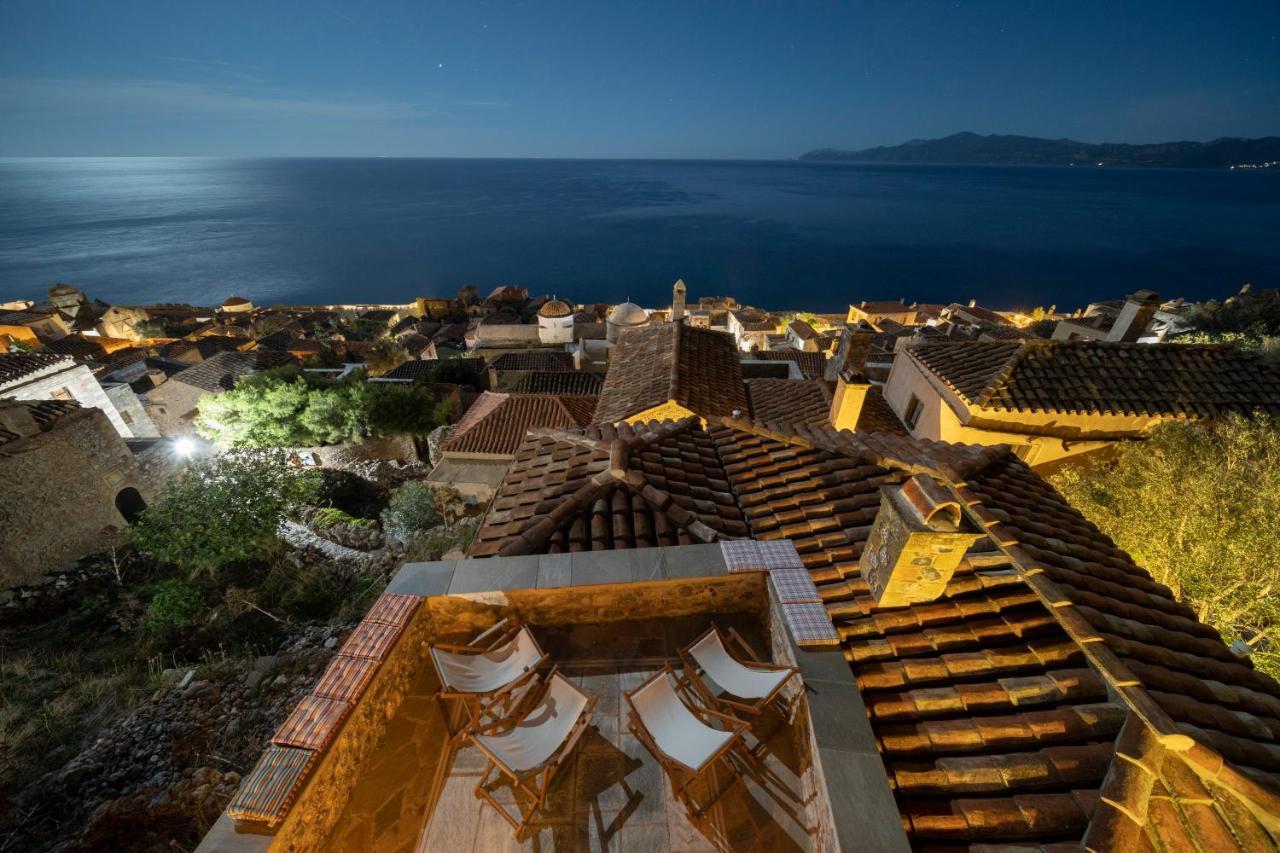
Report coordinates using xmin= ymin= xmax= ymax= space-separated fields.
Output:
xmin=1106 ymin=290 xmax=1161 ymax=343
xmin=0 ymin=400 xmax=40 ymax=439
xmin=859 ymin=474 xmax=983 ymax=607
xmin=672 ymin=279 xmax=687 ymax=322
xmin=968 ymin=298 xmax=977 ymax=308
xmin=827 ymin=327 xmax=877 ymax=429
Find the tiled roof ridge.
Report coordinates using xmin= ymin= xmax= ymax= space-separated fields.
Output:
xmin=909 ymin=339 xmax=1027 ymax=406
xmin=668 ymin=318 xmax=684 ymax=405
xmin=949 ymin=463 xmax=1280 ymax=817
xmin=973 ymin=339 xmax=1039 ymax=407
xmin=708 ymin=415 xmax=1011 ymax=482
xmin=494 ymin=416 xmax=726 ymax=557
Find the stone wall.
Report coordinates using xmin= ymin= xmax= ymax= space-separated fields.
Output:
xmin=0 ymin=407 xmax=168 ymax=587
xmin=267 ymin=606 xmax=434 ymax=852
xmin=103 ymin=381 xmax=160 ymax=438
xmin=3 ymin=361 xmax=133 ymax=437
xmin=143 ymin=380 xmax=206 ymax=437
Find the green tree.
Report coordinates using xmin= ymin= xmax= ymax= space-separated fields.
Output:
xmin=1051 ymin=414 xmax=1280 ymax=678
xmin=130 ymin=449 xmax=310 ymax=577
xmin=196 ymin=377 xmax=311 ymax=446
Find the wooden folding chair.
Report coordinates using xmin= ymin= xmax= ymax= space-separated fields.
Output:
xmin=467 ymin=668 xmax=598 ymax=834
xmin=625 ymin=665 xmax=753 ymax=819
xmin=429 ymin=618 xmax=549 ymax=735
xmin=678 ymin=623 xmax=801 ymax=724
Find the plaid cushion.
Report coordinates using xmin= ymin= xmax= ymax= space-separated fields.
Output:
xmin=364 ymin=592 xmax=422 ymax=628
xmin=273 ymin=694 xmax=353 ymax=751
xmin=782 ymin=602 xmax=841 ymax=648
xmin=768 ymin=568 xmax=822 ymax=604
xmin=757 ymin=539 xmax=805 ymax=570
xmin=339 ymin=620 xmax=403 ymax=660
xmin=312 ymin=654 xmax=379 ymax=702
xmin=226 ymin=745 xmax=315 ymax=825
xmin=720 ymin=539 xmax=766 ymax=573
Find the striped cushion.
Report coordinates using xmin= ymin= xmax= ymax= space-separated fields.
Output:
xmin=226 ymin=745 xmax=315 ymax=825
xmin=782 ymin=602 xmax=841 ymax=648
xmin=364 ymin=592 xmax=422 ymax=627
xmin=313 ymin=654 xmax=379 ymax=702
xmin=339 ymin=620 xmax=403 ymax=660
xmin=720 ymin=540 xmax=766 ymax=573
xmin=768 ymin=568 xmax=822 ymax=604
xmin=757 ymin=539 xmax=805 ymax=570
xmin=272 ymin=694 xmax=353 ymax=751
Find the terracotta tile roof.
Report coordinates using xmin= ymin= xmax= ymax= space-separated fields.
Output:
xmin=0 ymin=399 xmax=83 ymax=445
xmin=0 ymin=352 xmax=71 ymax=386
xmin=508 ymin=370 xmax=604 ymax=395
xmin=170 ymin=350 xmax=259 ymax=392
xmin=741 ymin=350 xmax=827 ymax=380
xmin=911 ymin=340 xmax=1280 ymax=417
xmin=948 ymin=302 xmax=1012 ymax=325
xmin=378 ymin=360 xmax=436 ymax=381
xmin=39 ymin=334 xmax=106 ymax=360
xmin=470 ymin=412 xmax=1280 ymax=846
xmin=788 ymin=319 xmax=820 ymax=340
xmin=857 ymin=386 xmax=908 ymax=435
xmin=489 ymin=351 xmax=575 ymax=372
xmin=744 ymin=378 xmax=832 ymax=426
xmin=441 ymin=391 xmax=596 ymax=456
xmin=595 ymin=321 xmax=748 ymax=423
xmin=707 ymin=416 xmax=1280 ymax=846
xmin=467 ymin=418 xmax=750 ymax=557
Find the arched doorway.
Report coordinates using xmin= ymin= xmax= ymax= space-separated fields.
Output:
xmin=115 ymin=487 xmax=147 ymax=524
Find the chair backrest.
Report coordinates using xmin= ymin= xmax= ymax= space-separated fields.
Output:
xmin=431 ymin=626 xmax=543 ymax=694
xmin=629 ymin=671 xmax=731 ymax=772
xmin=687 ymin=629 xmax=788 ymax=700
xmin=474 ymin=673 xmax=591 ymax=773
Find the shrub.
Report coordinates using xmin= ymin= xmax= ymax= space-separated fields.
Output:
xmin=381 ymin=481 xmax=445 ymax=540
xmin=311 ymin=507 xmax=376 ymax=529
xmin=129 ymin=449 xmax=310 ymax=577
xmin=145 ymin=579 xmax=208 ymax=632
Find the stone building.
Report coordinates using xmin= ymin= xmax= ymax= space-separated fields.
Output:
xmin=0 ymin=399 xmax=173 ymax=586
xmin=144 ymin=350 xmax=259 ymax=436
xmin=0 ymin=352 xmax=137 ymax=438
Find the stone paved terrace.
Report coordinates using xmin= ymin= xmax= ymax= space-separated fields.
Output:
xmin=198 ymin=545 xmax=910 ymax=853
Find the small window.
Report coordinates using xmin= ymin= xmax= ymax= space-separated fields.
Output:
xmin=904 ymin=395 xmax=923 ymax=430
xmin=120 ymin=411 xmax=133 ymax=424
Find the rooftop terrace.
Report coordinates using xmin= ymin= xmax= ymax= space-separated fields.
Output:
xmin=199 ymin=543 xmax=902 ymax=852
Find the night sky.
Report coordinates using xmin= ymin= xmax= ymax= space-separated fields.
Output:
xmin=1 ymin=0 xmax=1277 ymax=158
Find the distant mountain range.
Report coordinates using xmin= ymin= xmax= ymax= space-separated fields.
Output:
xmin=800 ymin=132 xmax=1280 ymax=168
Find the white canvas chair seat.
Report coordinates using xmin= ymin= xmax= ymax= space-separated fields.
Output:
xmin=430 ymin=626 xmax=543 ymax=694
xmin=630 ymin=670 xmax=734 ymax=772
xmin=688 ymin=630 xmax=791 ymax=701
xmin=469 ymin=670 xmax=598 ymax=834
xmin=473 ymin=673 xmax=591 ymax=774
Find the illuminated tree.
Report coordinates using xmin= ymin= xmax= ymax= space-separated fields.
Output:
xmin=1051 ymin=414 xmax=1280 ymax=678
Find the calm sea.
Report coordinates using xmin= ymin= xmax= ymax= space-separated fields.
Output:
xmin=1 ymin=157 xmax=1278 ymax=312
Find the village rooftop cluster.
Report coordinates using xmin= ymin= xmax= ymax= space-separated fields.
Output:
xmin=3 ymin=278 xmax=1280 ymax=851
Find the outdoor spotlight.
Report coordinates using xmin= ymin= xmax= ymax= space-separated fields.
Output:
xmin=174 ymin=436 xmax=197 ymax=457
